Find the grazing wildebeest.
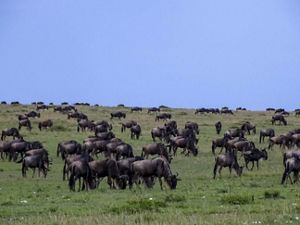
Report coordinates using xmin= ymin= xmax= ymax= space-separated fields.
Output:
xmin=268 ymin=135 xmax=289 ymax=150
xmin=38 ymin=119 xmax=53 ymax=131
xmin=169 ymin=136 xmax=198 ymax=156
xmin=243 ymin=148 xmax=268 ymax=170
xmin=110 ymin=111 xmax=126 ymax=119
xmin=241 ymin=122 xmax=256 ymax=135
xmin=68 ymin=112 xmax=88 ymax=120
xmin=57 ymin=140 xmax=82 ymax=160
xmin=19 ymin=154 xmax=49 ymax=178
xmin=213 ymin=152 xmax=243 ymax=179
xmin=185 ymin=121 xmax=199 ymax=135
xmin=1 ymin=128 xmax=22 ymax=141
xmin=131 ymin=157 xmax=179 ymax=190
xmin=259 ymin=128 xmax=275 ymax=143
xmin=155 ymin=113 xmax=172 ymax=122
xmin=272 ymin=115 xmax=287 ymax=125
xmin=69 ymin=159 xmax=96 ymax=191
xmin=95 ymin=131 xmax=115 ymax=140
xmin=89 ymin=158 xmax=123 ymax=189
xmin=117 ymin=156 xmax=144 ymax=188
xmin=220 ymin=109 xmax=234 ymax=115
xmin=225 ymin=128 xmax=244 ymax=138
xmin=231 ymin=140 xmax=255 ymax=154
xmin=18 ymin=119 xmax=32 ymax=131
xmin=151 ymin=127 xmax=166 ymax=142
xmin=0 ymin=140 xmax=11 ymax=160
xmin=121 ymin=120 xmax=137 ymax=132
xmin=281 ymin=157 xmax=300 ymax=184
xmin=130 ymin=124 xmax=141 ymax=140
xmin=115 ymin=143 xmax=134 ymax=160
xmin=215 ymin=121 xmax=222 ymax=135
xmin=147 ymin=107 xmax=160 ymax=113
xmin=131 ymin=107 xmax=143 ymax=112
xmin=77 ymin=119 xmax=95 ymax=132
xmin=63 ymin=153 xmax=93 ymax=180
xmin=25 ymin=111 xmax=40 ymax=118
xmin=18 ymin=114 xmax=28 ymax=121
xmin=141 ymin=143 xmax=171 ymax=163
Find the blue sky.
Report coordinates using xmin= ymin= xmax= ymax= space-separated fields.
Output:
xmin=0 ymin=1 xmax=299 ymax=110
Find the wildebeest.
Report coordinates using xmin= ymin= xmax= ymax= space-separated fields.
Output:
xmin=213 ymin=152 xmax=243 ymax=179
xmin=131 ymin=107 xmax=143 ymax=112
xmin=141 ymin=143 xmax=171 ymax=163
xmin=243 ymin=148 xmax=268 ymax=170
xmin=241 ymin=122 xmax=256 ymax=135
xmin=121 ymin=120 xmax=137 ymax=132
xmin=115 ymin=143 xmax=134 ymax=160
xmin=224 ymin=128 xmax=244 ymax=138
xmin=215 ymin=121 xmax=222 ymax=135
xmin=25 ymin=111 xmax=40 ymax=118
xmin=36 ymin=104 xmax=48 ymax=111
xmin=38 ymin=119 xmax=53 ymax=131
xmin=1 ymin=128 xmax=22 ymax=141
xmin=220 ymin=109 xmax=234 ymax=115
xmin=272 ymin=115 xmax=287 ymax=126
xmin=291 ymin=133 xmax=300 ymax=148
xmin=57 ymin=140 xmax=82 ymax=160
xmin=68 ymin=112 xmax=88 ymax=120
xmin=147 ymin=107 xmax=160 ymax=113
xmin=0 ymin=140 xmax=11 ymax=160
xmin=9 ymin=140 xmax=33 ymax=161
xmin=185 ymin=121 xmax=199 ymax=135
xmin=266 ymin=108 xmax=275 ymax=111
xmin=63 ymin=153 xmax=93 ymax=180
xmin=281 ymin=157 xmax=300 ymax=184
xmin=18 ymin=154 xmax=49 ymax=178
xmin=155 ymin=113 xmax=172 ymax=122
xmin=130 ymin=124 xmax=141 ymax=140
xmin=69 ymin=159 xmax=96 ymax=191
xmin=110 ymin=111 xmax=126 ymax=119
xmin=231 ymin=140 xmax=255 ymax=154
xmin=268 ymin=135 xmax=289 ymax=150
xmin=18 ymin=114 xmax=28 ymax=121
xmin=89 ymin=158 xmax=123 ymax=189
xmin=259 ymin=128 xmax=275 ymax=143
xmin=151 ymin=127 xmax=166 ymax=142
xmin=131 ymin=157 xmax=179 ymax=190
xmin=211 ymin=136 xmax=229 ymax=155
xmin=169 ymin=136 xmax=198 ymax=156
xmin=18 ymin=119 xmax=32 ymax=131
xmin=77 ymin=119 xmax=95 ymax=132
xmin=95 ymin=131 xmax=115 ymax=140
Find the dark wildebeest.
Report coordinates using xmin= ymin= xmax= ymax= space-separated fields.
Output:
xmin=243 ymin=148 xmax=268 ymax=170
xmin=25 ymin=111 xmax=40 ymax=118
xmin=225 ymin=128 xmax=244 ymax=138
xmin=95 ymin=131 xmax=115 ymax=140
xmin=147 ymin=107 xmax=160 ymax=114
xmin=131 ymin=107 xmax=143 ymax=112
xmin=38 ymin=119 xmax=53 ymax=131
xmin=68 ymin=112 xmax=88 ymax=120
xmin=215 ymin=121 xmax=222 ymax=135
xmin=220 ymin=109 xmax=234 ymax=115
xmin=117 ymin=156 xmax=144 ymax=188
xmin=69 ymin=159 xmax=96 ymax=191
xmin=115 ymin=143 xmax=134 ymax=160
xmin=169 ymin=136 xmax=198 ymax=156
xmin=241 ymin=122 xmax=256 ymax=135
xmin=57 ymin=140 xmax=82 ymax=160
xmin=63 ymin=153 xmax=93 ymax=180
xmin=185 ymin=121 xmax=199 ymax=135
xmin=110 ymin=111 xmax=126 ymax=119
xmin=272 ymin=115 xmax=287 ymax=125
xmin=131 ymin=157 xmax=179 ymax=190
xmin=291 ymin=134 xmax=300 ymax=148
xmin=259 ymin=128 xmax=275 ymax=143
xmin=224 ymin=137 xmax=246 ymax=152
xmin=77 ymin=119 xmax=95 ymax=132
xmin=36 ymin=104 xmax=48 ymax=111
xmin=155 ymin=113 xmax=172 ymax=122
xmin=1 ymin=128 xmax=22 ymax=141
xmin=275 ymin=108 xmax=285 ymax=114
xmin=283 ymin=150 xmax=300 ymax=167
xmin=151 ymin=127 xmax=166 ymax=142
xmin=141 ymin=143 xmax=171 ymax=163
xmin=268 ymin=135 xmax=289 ymax=150
xmin=18 ymin=154 xmax=49 ymax=178
xmin=231 ymin=140 xmax=255 ymax=154
xmin=89 ymin=158 xmax=124 ymax=189
xmin=0 ymin=140 xmax=11 ymax=160
xmin=18 ymin=114 xmax=28 ymax=121
xmin=211 ymin=136 xmax=230 ymax=155
xmin=9 ymin=140 xmax=33 ymax=161
xmin=121 ymin=120 xmax=137 ymax=132
xmin=213 ymin=152 xmax=243 ymax=179
xmin=281 ymin=157 xmax=300 ymax=184
xmin=18 ymin=119 xmax=32 ymax=131
xmin=130 ymin=124 xmax=141 ymax=140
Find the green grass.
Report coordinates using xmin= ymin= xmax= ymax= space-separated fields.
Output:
xmin=0 ymin=105 xmax=300 ymax=224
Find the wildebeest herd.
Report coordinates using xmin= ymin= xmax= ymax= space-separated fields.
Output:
xmin=1 ymin=103 xmax=300 ymax=193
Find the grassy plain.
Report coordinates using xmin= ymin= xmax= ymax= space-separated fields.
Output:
xmin=0 ymin=104 xmax=300 ymax=225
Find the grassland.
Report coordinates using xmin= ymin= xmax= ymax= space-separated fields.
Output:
xmin=0 ymin=104 xmax=300 ymax=225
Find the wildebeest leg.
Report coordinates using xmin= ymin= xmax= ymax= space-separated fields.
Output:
xmin=229 ymin=166 xmax=232 ymax=175
xmin=256 ymin=161 xmax=259 ymax=170
xmin=32 ymin=168 xmax=36 ymax=178
xmin=158 ymin=177 xmax=163 ymax=190
xmin=218 ymin=166 xmax=223 ymax=177
xmin=293 ymin=171 xmax=299 ymax=183
xmin=213 ymin=163 xmax=218 ymax=179
xmin=250 ymin=161 xmax=254 ymax=171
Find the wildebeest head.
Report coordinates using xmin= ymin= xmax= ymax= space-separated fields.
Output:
xmin=165 ymin=172 xmax=180 ymax=190
xmin=262 ymin=149 xmax=268 ymax=160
